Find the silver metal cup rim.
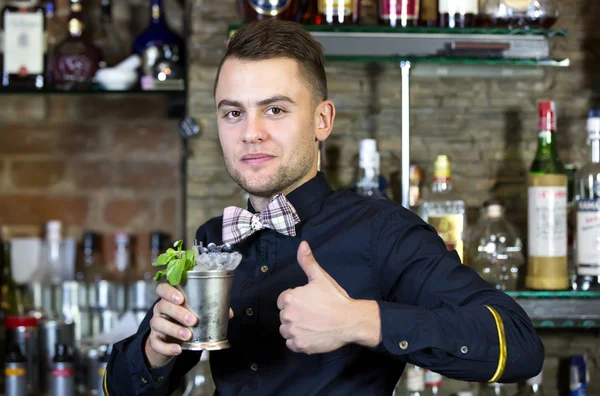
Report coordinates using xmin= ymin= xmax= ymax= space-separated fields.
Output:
xmin=184 ymin=269 xmax=235 ymax=279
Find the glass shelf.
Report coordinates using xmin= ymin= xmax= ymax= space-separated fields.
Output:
xmin=229 ymin=24 xmax=567 ymax=37
xmin=532 ymin=319 xmax=600 ymax=329
xmin=323 ymin=56 xmax=569 ymax=66
xmin=506 ymin=290 xmax=600 ymax=299
xmin=0 ymin=88 xmax=185 ymax=95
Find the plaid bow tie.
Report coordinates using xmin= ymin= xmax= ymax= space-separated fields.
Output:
xmin=222 ymin=194 xmax=301 ymax=244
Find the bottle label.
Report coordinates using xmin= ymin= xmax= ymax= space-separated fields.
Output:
xmin=527 ymin=175 xmax=568 ymax=257
xmin=319 ymin=0 xmax=354 ymax=16
xmin=5 ymin=367 xmax=26 ymax=377
xmin=248 ymin=0 xmax=292 ymax=15
xmin=427 ymin=214 xmax=465 ymax=263
xmin=503 ymin=0 xmax=534 ymax=11
xmin=379 ymin=0 xmax=419 ymax=19
xmin=52 ymin=367 xmax=74 ymax=377
xmin=406 ymin=367 xmax=425 ymax=391
xmin=3 ymin=12 xmax=45 ymax=75
xmin=421 ymin=0 xmax=438 ymax=21
xmin=425 ymin=369 xmax=443 ymax=386
xmin=576 ymin=199 xmax=600 ymax=276
xmin=438 ymin=0 xmax=479 ymax=14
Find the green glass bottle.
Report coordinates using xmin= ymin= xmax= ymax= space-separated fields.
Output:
xmin=526 ymin=101 xmax=568 ymax=290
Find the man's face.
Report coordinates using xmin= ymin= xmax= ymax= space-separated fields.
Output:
xmin=215 ymin=57 xmax=330 ymax=198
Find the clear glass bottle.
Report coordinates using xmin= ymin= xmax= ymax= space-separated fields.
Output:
xmin=393 ymin=365 xmax=425 ymax=396
xmin=468 ymin=201 xmax=524 ymax=290
xmin=2 ymin=0 xmax=47 ymax=90
xmin=515 ymin=371 xmax=546 ymax=395
xmin=424 ymin=369 xmax=442 ymax=396
xmin=479 ymin=382 xmax=510 ymax=396
xmin=574 ymin=109 xmax=600 ymax=290
xmin=93 ymin=0 xmax=125 ymax=68
xmin=420 ymin=155 xmax=467 ymax=263
xmin=75 ymin=231 xmax=104 ymax=283
xmin=481 ymin=0 xmax=558 ymax=29
xmin=526 ymin=100 xmax=568 ymax=290
xmin=356 ymin=139 xmax=385 ymax=199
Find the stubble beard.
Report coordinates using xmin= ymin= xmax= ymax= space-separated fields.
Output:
xmin=223 ymin=131 xmax=316 ymax=198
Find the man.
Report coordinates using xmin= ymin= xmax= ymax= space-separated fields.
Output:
xmin=105 ymin=19 xmax=544 ymax=395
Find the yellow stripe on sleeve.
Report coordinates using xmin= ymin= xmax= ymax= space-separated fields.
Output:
xmin=485 ymin=305 xmax=507 ymax=383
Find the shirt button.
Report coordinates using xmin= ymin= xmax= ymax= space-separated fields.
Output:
xmin=399 ymin=340 xmax=409 ymax=350
xmin=141 ymin=377 xmax=147 ymax=383
xmin=460 ymin=345 xmax=469 ymax=354
xmin=250 ymin=363 xmax=259 ymax=371
xmin=246 ymin=308 xmax=254 ymax=316
xmin=260 ymin=265 xmax=269 ymax=273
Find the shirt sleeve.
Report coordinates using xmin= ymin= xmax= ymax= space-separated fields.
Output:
xmin=104 ymin=299 xmax=202 ymax=396
xmin=372 ymin=210 xmax=544 ymax=383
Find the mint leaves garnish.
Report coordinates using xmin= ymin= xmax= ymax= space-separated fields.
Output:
xmin=152 ymin=240 xmax=197 ymax=286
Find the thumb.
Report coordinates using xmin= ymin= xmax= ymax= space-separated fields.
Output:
xmin=297 ymin=241 xmax=323 ymax=283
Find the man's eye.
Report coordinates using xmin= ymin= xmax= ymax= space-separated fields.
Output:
xmin=267 ymin=107 xmax=284 ymax=115
xmin=227 ymin=111 xmax=241 ymax=118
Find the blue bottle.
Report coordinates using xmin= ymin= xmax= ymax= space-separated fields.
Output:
xmin=570 ymin=355 xmax=587 ymax=396
xmin=133 ymin=0 xmax=185 ymax=90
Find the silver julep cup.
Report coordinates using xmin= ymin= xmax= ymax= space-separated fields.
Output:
xmin=178 ymin=269 xmax=235 ymax=351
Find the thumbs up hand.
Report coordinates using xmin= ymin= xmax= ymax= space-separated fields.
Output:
xmin=277 ymin=241 xmax=378 ymax=354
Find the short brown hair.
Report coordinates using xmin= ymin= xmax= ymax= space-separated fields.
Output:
xmin=214 ymin=19 xmax=328 ymax=102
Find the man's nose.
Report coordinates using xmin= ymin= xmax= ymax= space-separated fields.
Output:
xmin=241 ymin=113 xmax=268 ymax=144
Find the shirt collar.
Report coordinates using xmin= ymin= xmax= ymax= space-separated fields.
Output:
xmin=246 ymin=172 xmax=332 ymax=222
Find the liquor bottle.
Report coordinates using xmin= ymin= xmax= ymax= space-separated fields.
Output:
xmin=315 ymin=0 xmax=360 ymax=25
xmin=565 ymin=163 xmax=577 ymax=289
xmin=379 ymin=0 xmax=419 ymax=27
xmin=468 ymin=201 xmax=524 ymax=290
xmin=402 ymin=365 xmax=425 ymax=396
xmin=50 ymin=344 xmax=74 ymax=396
xmin=114 ymin=232 xmax=132 ymax=282
xmin=1 ymin=0 xmax=47 ymax=90
xmin=569 ymin=355 xmax=587 ymax=396
xmin=238 ymin=0 xmax=299 ymax=22
xmin=420 ymin=155 xmax=467 ymax=263
xmin=356 ymin=139 xmax=384 ymax=199
xmin=409 ymin=164 xmax=424 ymax=212
xmin=75 ymin=231 xmax=104 ymax=283
xmin=4 ymin=343 xmax=27 ymax=396
xmin=574 ymin=109 xmax=600 ymax=290
xmin=52 ymin=0 xmax=102 ymax=90
xmin=424 ymin=369 xmax=442 ymax=395
xmin=438 ymin=0 xmax=478 ymax=28
xmin=133 ymin=0 xmax=185 ymax=91
xmin=419 ymin=0 xmax=438 ymax=26
xmin=515 ymin=371 xmax=546 ymax=395
xmin=93 ymin=0 xmax=125 ymax=68
xmin=480 ymin=0 xmax=557 ymax=29
xmin=526 ymin=101 xmax=568 ymax=290
xmin=479 ymin=383 xmax=510 ymax=396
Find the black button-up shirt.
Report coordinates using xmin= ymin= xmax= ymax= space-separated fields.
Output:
xmin=106 ymin=172 xmax=544 ymax=395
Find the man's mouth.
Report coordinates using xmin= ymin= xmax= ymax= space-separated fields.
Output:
xmin=241 ymin=153 xmax=275 ymax=165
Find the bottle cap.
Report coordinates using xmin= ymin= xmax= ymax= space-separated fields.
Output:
xmin=526 ymin=370 xmax=543 ymax=385
xmin=359 ymin=139 xmax=378 ymax=170
xmin=83 ymin=231 xmax=99 ymax=251
xmin=115 ymin=232 xmax=129 ymax=245
xmin=46 ymin=220 xmax=62 ymax=241
xmin=587 ymin=109 xmax=600 ymax=140
xmin=409 ymin=164 xmax=424 ymax=184
xmin=5 ymin=316 xmax=38 ymax=329
xmin=538 ymin=100 xmax=556 ymax=132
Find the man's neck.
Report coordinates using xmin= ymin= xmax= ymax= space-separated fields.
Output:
xmin=249 ymin=169 xmax=318 ymax=212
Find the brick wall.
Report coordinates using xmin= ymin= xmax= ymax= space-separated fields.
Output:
xmin=186 ymin=0 xmax=600 ymax=394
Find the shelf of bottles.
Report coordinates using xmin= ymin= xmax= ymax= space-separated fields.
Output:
xmin=506 ymin=291 xmax=600 ymax=329
xmin=0 ymin=0 xmax=186 ymax=99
